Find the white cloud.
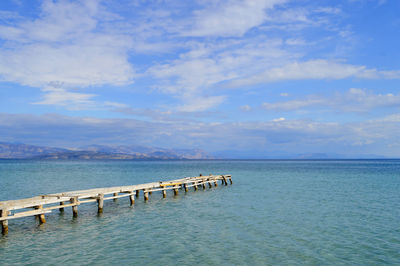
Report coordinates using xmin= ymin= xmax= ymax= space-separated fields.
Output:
xmin=32 ymin=86 xmax=96 ymax=110
xmin=176 ymin=95 xmax=226 ymax=112
xmin=150 ymin=29 xmax=400 ymax=112
xmin=103 ymin=101 xmax=129 ymax=109
xmin=32 ymin=85 xmax=129 ymax=111
xmin=186 ymin=0 xmax=286 ymax=37
xmin=0 ymin=0 xmax=134 ymax=88
xmin=0 ymin=10 xmax=20 ymax=20
xmin=263 ymin=96 xmax=324 ymax=111
xmin=240 ymin=105 xmax=251 ymax=112
xmin=314 ymin=7 xmax=341 ymax=15
xmin=285 ymin=38 xmax=306 ymax=45
xmin=262 ymin=88 xmax=400 ymax=112
xmin=374 ymin=113 xmax=400 ymax=122
xmin=229 ymin=60 xmax=400 ymax=87
xmin=150 ymin=38 xmax=295 ymax=111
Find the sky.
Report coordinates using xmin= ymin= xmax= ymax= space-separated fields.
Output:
xmin=0 ymin=0 xmax=400 ymax=157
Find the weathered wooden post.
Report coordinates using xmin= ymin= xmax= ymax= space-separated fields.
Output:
xmin=202 ymin=180 xmax=206 ymax=189
xmin=162 ymin=189 xmax=167 ymax=198
xmin=222 ymin=175 xmax=228 ymax=186
xmin=71 ymin=197 xmax=78 ymax=217
xmin=59 ymin=202 xmax=65 ymax=212
xmin=173 ymin=186 xmax=179 ymax=196
xmin=184 ymin=183 xmax=188 ymax=192
xmin=129 ymin=191 xmax=135 ymax=206
xmin=144 ymin=190 xmax=149 ymax=201
xmin=113 ymin=192 xmax=118 ymax=202
xmin=194 ymin=182 xmax=198 ymax=191
xmin=1 ymin=209 xmax=8 ymax=235
xmin=214 ymin=180 xmax=218 ymax=186
xmin=39 ymin=211 xmax=46 ymax=224
xmin=229 ymin=177 xmax=233 ymax=184
xmin=136 ymin=190 xmax=140 ymax=198
xmin=97 ymin=193 xmax=104 ymax=213
xmin=35 ymin=205 xmax=46 ymax=224
xmin=208 ymin=180 xmax=212 ymax=188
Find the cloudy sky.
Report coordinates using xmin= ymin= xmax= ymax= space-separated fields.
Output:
xmin=0 ymin=0 xmax=399 ymax=157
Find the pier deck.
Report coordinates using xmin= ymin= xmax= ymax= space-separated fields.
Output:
xmin=0 ymin=174 xmax=232 ymax=234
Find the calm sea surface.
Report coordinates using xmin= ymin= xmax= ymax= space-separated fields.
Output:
xmin=0 ymin=159 xmax=399 ymax=265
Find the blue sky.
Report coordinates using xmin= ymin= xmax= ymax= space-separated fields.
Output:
xmin=0 ymin=0 xmax=400 ymax=157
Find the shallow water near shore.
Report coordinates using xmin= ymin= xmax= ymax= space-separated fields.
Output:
xmin=0 ymin=159 xmax=399 ymax=265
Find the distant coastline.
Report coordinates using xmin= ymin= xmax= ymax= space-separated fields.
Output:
xmin=0 ymin=142 xmax=392 ymax=160
xmin=0 ymin=142 xmax=213 ymax=160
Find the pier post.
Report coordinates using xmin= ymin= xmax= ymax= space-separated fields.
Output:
xmin=222 ymin=175 xmax=228 ymax=186
xmin=229 ymin=178 xmax=233 ymax=184
xmin=59 ymin=202 xmax=64 ymax=213
xmin=194 ymin=182 xmax=198 ymax=191
xmin=1 ymin=209 xmax=8 ymax=235
xmin=162 ymin=189 xmax=167 ymax=198
xmin=113 ymin=192 xmax=118 ymax=202
xmin=208 ymin=180 xmax=212 ymax=188
xmin=202 ymin=180 xmax=206 ymax=190
xmin=35 ymin=205 xmax=46 ymax=224
xmin=144 ymin=190 xmax=149 ymax=201
xmin=129 ymin=192 xmax=135 ymax=206
xmin=173 ymin=186 xmax=179 ymax=196
xmin=184 ymin=183 xmax=188 ymax=192
xmin=97 ymin=194 xmax=104 ymax=213
xmin=71 ymin=197 xmax=78 ymax=218
xmin=214 ymin=180 xmax=218 ymax=187
xmin=136 ymin=190 xmax=140 ymax=198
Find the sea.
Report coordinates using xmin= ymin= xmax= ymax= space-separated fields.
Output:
xmin=0 ymin=159 xmax=399 ymax=265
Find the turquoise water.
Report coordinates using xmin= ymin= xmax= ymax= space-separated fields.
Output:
xmin=0 ymin=159 xmax=399 ymax=265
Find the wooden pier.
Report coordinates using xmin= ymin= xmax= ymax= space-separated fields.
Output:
xmin=0 ymin=174 xmax=232 ymax=235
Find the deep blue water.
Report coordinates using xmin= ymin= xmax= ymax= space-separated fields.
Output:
xmin=0 ymin=159 xmax=399 ymax=265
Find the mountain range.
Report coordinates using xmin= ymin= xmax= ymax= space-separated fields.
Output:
xmin=0 ymin=142 xmax=213 ymax=160
xmin=0 ymin=142 xmax=387 ymax=160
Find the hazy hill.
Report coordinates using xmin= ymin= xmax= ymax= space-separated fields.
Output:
xmin=0 ymin=142 xmax=67 ymax=158
xmin=81 ymin=144 xmax=212 ymax=159
xmin=0 ymin=142 xmax=212 ymax=160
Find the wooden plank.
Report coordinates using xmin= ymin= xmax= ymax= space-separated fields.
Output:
xmin=0 ymin=197 xmax=71 ymax=211
xmin=44 ymin=202 xmax=80 ymax=211
xmin=103 ymin=193 xmax=132 ymax=201
xmin=160 ymin=182 xmax=183 ymax=187
xmin=78 ymin=199 xmax=97 ymax=204
xmin=0 ymin=209 xmax=52 ymax=221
